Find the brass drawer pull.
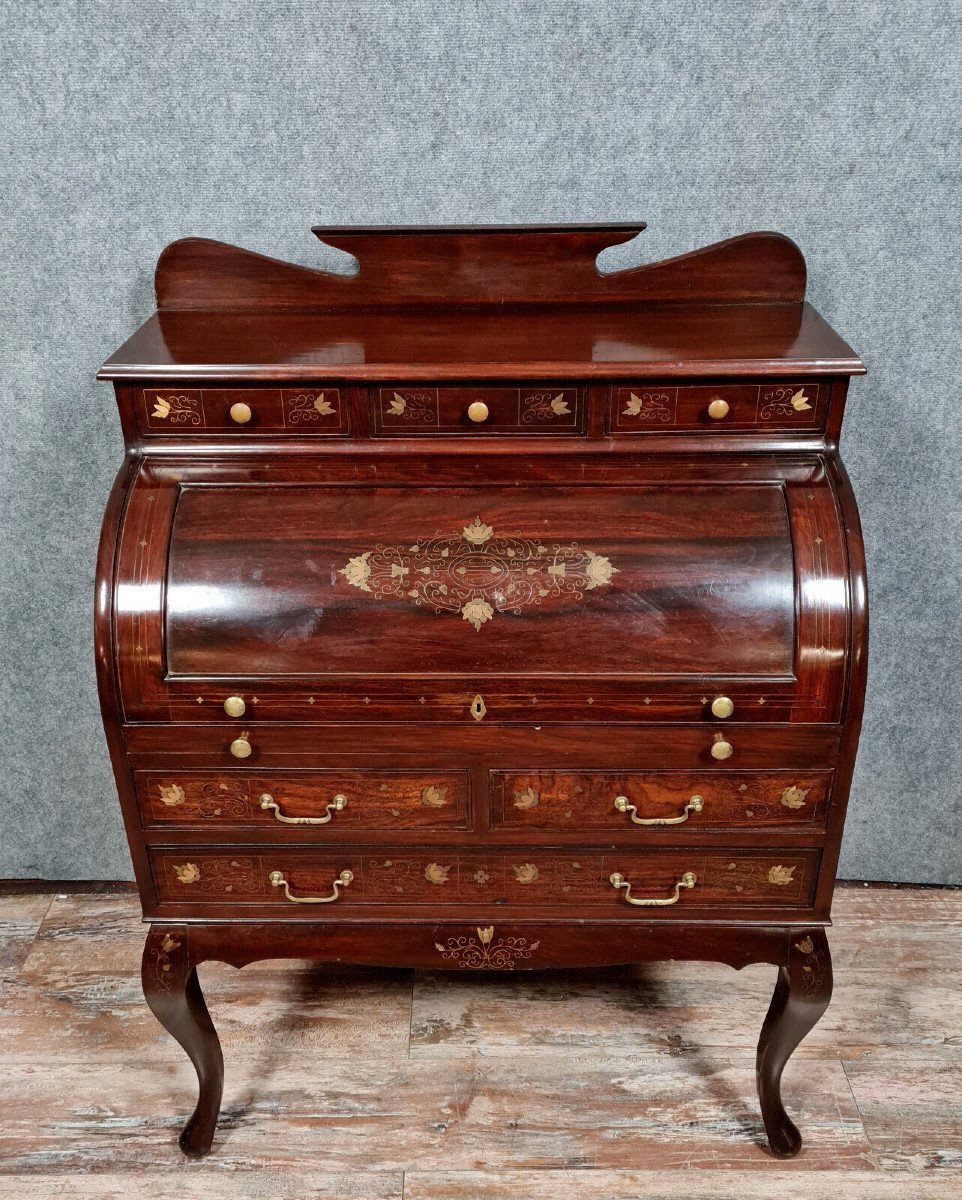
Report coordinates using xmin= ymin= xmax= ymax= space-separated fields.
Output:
xmin=614 ymin=794 xmax=703 ymax=825
xmin=229 ymin=736 xmax=253 ymax=759
xmin=269 ymin=869 xmax=353 ymax=904
xmin=609 ymin=870 xmax=697 ymax=907
xmin=259 ymin=792 xmax=347 ymax=825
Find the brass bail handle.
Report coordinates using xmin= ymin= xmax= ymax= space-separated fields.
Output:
xmin=614 ymin=795 xmax=704 ymax=826
xmin=609 ymin=871 xmax=697 ymax=907
xmin=269 ymin=869 xmax=354 ymax=904
xmin=260 ymin=793 xmax=347 ymax=825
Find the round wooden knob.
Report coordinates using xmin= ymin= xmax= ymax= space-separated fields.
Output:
xmin=229 ymin=736 xmax=253 ymax=759
xmin=710 ymin=696 xmax=734 ymax=719
xmin=467 ymin=401 xmax=489 ymax=423
xmin=707 ymin=398 xmax=730 ymax=420
xmin=710 ymin=737 xmax=734 ymax=760
xmin=230 ymin=402 xmax=253 ymax=425
xmin=223 ymin=695 xmax=246 ymax=718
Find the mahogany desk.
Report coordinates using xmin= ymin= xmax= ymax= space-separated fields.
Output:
xmin=97 ymin=224 xmax=867 ymax=1157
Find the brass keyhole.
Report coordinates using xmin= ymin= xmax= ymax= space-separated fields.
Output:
xmin=470 ymin=694 xmax=486 ymax=722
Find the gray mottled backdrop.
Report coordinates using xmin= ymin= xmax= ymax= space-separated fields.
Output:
xmin=0 ymin=2 xmax=959 ymax=882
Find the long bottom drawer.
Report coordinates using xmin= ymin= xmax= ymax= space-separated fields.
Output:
xmin=151 ymin=847 xmax=818 ymax=910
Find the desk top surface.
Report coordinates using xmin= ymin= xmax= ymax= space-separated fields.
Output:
xmin=99 ymin=226 xmax=864 ymax=381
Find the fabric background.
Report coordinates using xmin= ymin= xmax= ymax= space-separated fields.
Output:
xmin=0 ymin=1 xmax=959 ymax=882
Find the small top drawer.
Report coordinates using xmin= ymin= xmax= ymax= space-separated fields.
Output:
xmin=371 ymin=384 xmax=585 ymax=435
xmin=608 ymin=382 xmax=825 ymax=433
xmin=140 ymin=387 xmax=349 ymax=435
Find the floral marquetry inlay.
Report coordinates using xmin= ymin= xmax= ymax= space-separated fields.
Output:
xmin=158 ymin=783 xmax=186 ymax=807
xmin=435 ymin=925 xmax=541 ymax=970
xmin=780 ymin=785 xmax=811 ymax=809
xmin=285 ymin=391 xmax=339 ymax=423
xmin=768 ymin=864 xmax=797 ymax=885
xmin=151 ymin=394 xmax=201 ymax=424
xmin=338 ymin=517 xmax=618 ymax=632
xmin=513 ymin=786 xmax=539 ymax=810
xmin=420 ymin=785 xmax=448 ymax=808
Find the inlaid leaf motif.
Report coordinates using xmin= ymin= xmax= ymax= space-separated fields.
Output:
xmin=461 ymin=598 xmax=494 ymax=631
xmin=158 ymin=783 xmax=186 ymax=807
xmin=790 ymin=389 xmax=812 ymax=411
xmin=388 ymin=393 xmax=407 ymax=416
xmin=513 ymin=863 xmax=539 ymax=884
xmin=340 ymin=552 xmax=372 ymax=592
xmin=421 ymin=785 xmax=448 ymax=808
xmin=550 ymin=393 xmax=571 ymax=416
xmin=424 ymin=862 xmax=451 ymax=885
xmin=160 ymin=934 xmax=181 ymax=954
xmin=768 ymin=864 xmax=797 ymax=886
xmin=513 ymin=786 xmax=539 ymax=810
xmin=173 ymin=862 xmax=201 ymax=884
xmin=795 ymin=936 xmax=815 ymax=954
xmin=623 ymin=393 xmax=644 ymax=416
xmin=462 ymin=516 xmax=494 ymax=545
xmin=152 ymin=397 xmax=172 ymax=419
xmin=585 ymin=552 xmax=618 ymax=589
xmin=780 ymin=785 xmax=811 ymax=809
xmin=313 ymin=393 xmax=336 ymax=415
xmin=477 ymin=925 xmax=494 ymax=945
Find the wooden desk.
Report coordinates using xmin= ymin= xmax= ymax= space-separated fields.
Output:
xmin=97 ymin=224 xmax=866 ymax=1158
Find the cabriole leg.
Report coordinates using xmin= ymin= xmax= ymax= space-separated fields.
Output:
xmin=141 ymin=926 xmax=224 ymax=1158
xmin=756 ymin=927 xmax=833 ymax=1158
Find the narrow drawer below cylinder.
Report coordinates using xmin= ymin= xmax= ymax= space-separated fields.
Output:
xmin=150 ymin=847 xmax=819 ymax=911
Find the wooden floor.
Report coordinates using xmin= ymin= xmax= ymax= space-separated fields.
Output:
xmin=0 ymin=885 xmax=959 ymax=1198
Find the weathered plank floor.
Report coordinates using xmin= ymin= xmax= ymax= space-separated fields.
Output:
xmin=0 ymin=884 xmax=959 ymax=1198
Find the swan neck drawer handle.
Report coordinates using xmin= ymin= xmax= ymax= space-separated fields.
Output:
xmin=269 ymin=869 xmax=353 ymax=904
xmin=609 ymin=871 xmax=697 ymax=907
xmin=259 ymin=793 xmax=347 ymax=825
xmin=614 ymin=794 xmax=703 ymax=825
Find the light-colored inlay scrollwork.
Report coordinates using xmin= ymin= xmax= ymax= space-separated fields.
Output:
xmin=339 ymin=518 xmax=618 ymax=631
xmin=435 ymin=925 xmax=541 ymax=969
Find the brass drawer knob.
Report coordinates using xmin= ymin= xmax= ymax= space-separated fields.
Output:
xmin=614 ymin=794 xmax=703 ymax=825
xmin=260 ymin=792 xmax=347 ymax=825
xmin=230 ymin=402 xmax=253 ymax=424
xmin=269 ymin=869 xmax=353 ymax=904
xmin=229 ymin=736 xmax=253 ymax=759
xmin=610 ymin=870 xmax=697 ymax=907
xmin=707 ymin=398 xmax=730 ymax=420
xmin=710 ymin=695 xmax=734 ymax=719
xmin=467 ymin=401 xmax=490 ymax=423
xmin=710 ymin=735 xmax=734 ymax=760
xmin=223 ymin=695 xmax=246 ymax=718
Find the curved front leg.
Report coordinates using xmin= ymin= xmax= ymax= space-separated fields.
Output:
xmin=756 ymin=928 xmax=832 ymax=1158
xmin=142 ymin=927 xmax=224 ymax=1158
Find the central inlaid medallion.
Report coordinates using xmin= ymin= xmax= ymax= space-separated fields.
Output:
xmin=338 ymin=516 xmax=618 ymax=631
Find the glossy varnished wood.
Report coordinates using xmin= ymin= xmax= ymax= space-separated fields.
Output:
xmin=95 ymin=225 xmax=867 ymax=1159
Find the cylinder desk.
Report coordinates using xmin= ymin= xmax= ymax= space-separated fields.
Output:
xmin=96 ymin=224 xmax=866 ymax=1158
